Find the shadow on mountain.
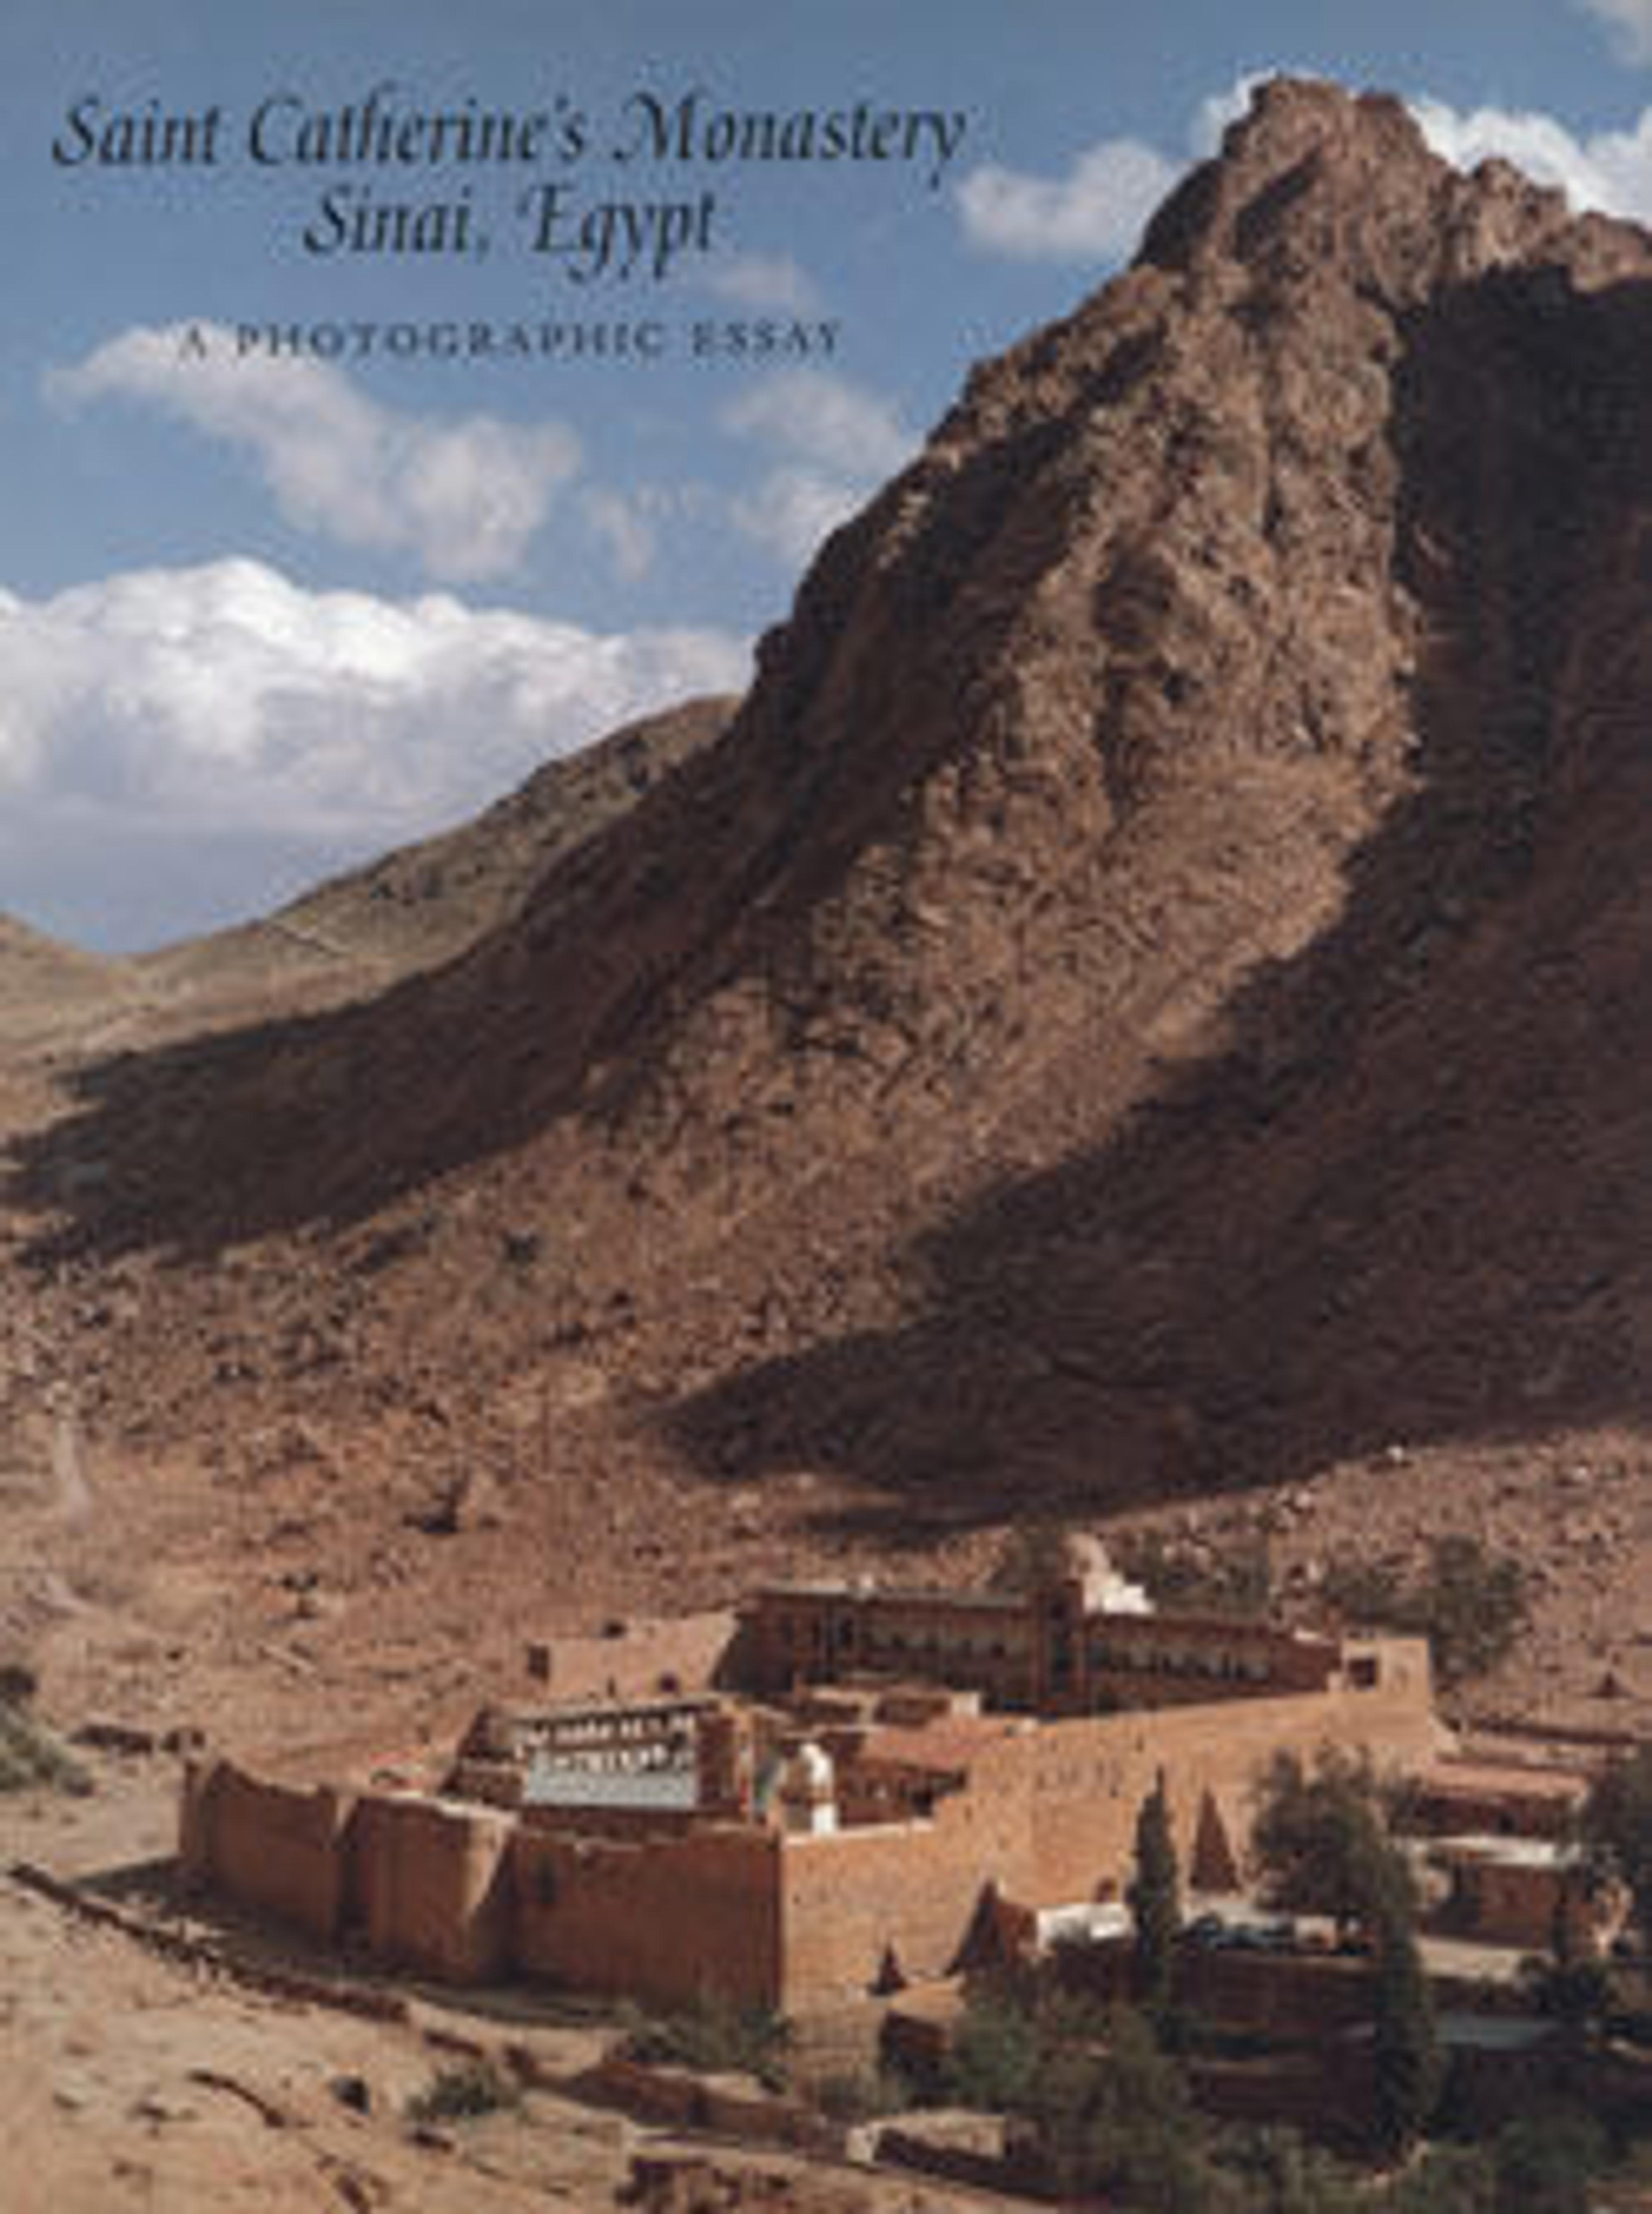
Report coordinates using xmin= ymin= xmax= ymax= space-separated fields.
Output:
xmin=7 ymin=260 xmax=1652 ymax=1557
xmin=668 ymin=265 xmax=1652 ymax=1537
xmin=0 ymin=704 xmax=756 ymax=1263
xmin=0 ymin=361 xmax=1091 ymax=1267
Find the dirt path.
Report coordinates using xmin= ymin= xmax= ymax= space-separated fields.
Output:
xmin=50 ymin=1404 xmax=90 ymax=1523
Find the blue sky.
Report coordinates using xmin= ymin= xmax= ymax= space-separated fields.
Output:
xmin=5 ymin=0 xmax=1652 ymax=949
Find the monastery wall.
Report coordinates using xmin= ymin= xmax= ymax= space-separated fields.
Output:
xmin=774 ymin=1648 xmax=1440 ymax=2013
xmin=179 ymin=1757 xmax=353 ymax=1942
xmin=1029 ymin=1650 xmax=1440 ymax=1903
xmin=348 ymin=1793 xmax=516 ymax=1983
xmin=780 ymin=1820 xmax=1010 ymax=2009
xmin=177 ymin=1635 xmax=1439 ymax=2020
xmin=512 ymin=1823 xmax=783 ymax=2011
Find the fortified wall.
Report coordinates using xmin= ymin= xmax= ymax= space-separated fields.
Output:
xmin=179 ymin=1571 xmax=1441 ymax=2017
xmin=770 ymin=1651 xmax=1438 ymax=2009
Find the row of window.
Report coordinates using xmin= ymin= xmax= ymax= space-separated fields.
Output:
xmin=1091 ymin=1644 xmax=1273 ymax=1682
xmin=770 ymin=1613 xmax=1032 ymax=1662
xmin=767 ymin=1612 xmax=1288 ymax=1688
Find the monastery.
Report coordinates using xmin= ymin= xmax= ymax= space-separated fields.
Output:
xmin=179 ymin=1542 xmax=1448 ymax=2018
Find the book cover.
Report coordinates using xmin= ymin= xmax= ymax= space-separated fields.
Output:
xmin=4 ymin=6 xmax=1652 ymax=2208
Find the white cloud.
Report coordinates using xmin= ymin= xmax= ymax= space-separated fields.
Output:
xmin=722 ymin=372 xmax=912 ymax=480
xmin=0 ymin=558 xmax=749 ymax=948
xmin=1202 ymin=66 xmax=1652 ymax=227
xmin=721 ymin=371 xmax=915 ymax=566
xmin=960 ymin=69 xmax=1652 ymax=268
xmin=957 ymin=138 xmax=1181 ymax=262
xmin=1191 ymin=72 xmax=1281 ymax=157
xmin=1409 ymin=93 xmax=1652 ymax=220
xmin=700 ymin=253 xmax=825 ymax=315
xmin=726 ymin=467 xmax=873 ymax=570
xmin=581 ymin=490 xmax=657 ymax=583
xmin=47 ymin=324 xmax=582 ymax=583
xmin=1578 ymin=0 xmax=1652 ymax=64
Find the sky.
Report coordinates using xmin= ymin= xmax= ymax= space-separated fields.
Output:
xmin=6 ymin=0 xmax=1652 ymax=950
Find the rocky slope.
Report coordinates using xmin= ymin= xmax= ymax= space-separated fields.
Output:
xmin=136 ymin=694 xmax=734 ymax=1004
xmin=5 ymin=79 xmax=1652 ymax=1727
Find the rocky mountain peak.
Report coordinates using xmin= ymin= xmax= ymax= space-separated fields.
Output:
xmin=12 ymin=80 xmax=1652 ymax=1622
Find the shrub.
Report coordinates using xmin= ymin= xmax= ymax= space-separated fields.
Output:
xmin=406 ymin=2056 xmax=521 ymax=2124
xmin=1490 ymin=2109 xmax=1607 ymax=2214
xmin=1583 ymin=1744 xmax=1652 ymax=1945
xmin=0 ymin=1698 xmax=91 ymax=1797
xmin=942 ymin=1975 xmax=1048 ymax=2115
xmin=811 ymin=2066 xmax=912 ymax=2123
xmin=1117 ymin=1530 xmax=1274 ymax=1619
xmin=1323 ymin=1537 xmax=1529 ymax=1687
xmin=616 ymin=1993 xmax=791 ymax=2091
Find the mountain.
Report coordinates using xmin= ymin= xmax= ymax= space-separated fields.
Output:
xmin=8 ymin=80 xmax=1652 ymax=1726
xmin=130 ymin=694 xmax=738 ymax=1016
xmin=0 ymin=914 xmax=126 ymax=1032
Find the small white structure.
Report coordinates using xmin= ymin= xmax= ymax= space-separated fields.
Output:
xmin=1069 ymin=1533 xmax=1153 ymax=1616
xmin=778 ymin=1739 xmax=838 ymax=1835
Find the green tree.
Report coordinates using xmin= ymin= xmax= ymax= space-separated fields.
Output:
xmin=1213 ymin=2126 xmax=1363 ymax=2214
xmin=1252 ymin=1749 xmax=1439 ymax=2155
xmin=1490 ymin=2110 xmax=1606 ymax=2214
xmin=1582 ymin=1744 xmax=1652 ymax=1947
xmin=944 ymin=1979 xmax=1227 ymax=2208
xmin=1520 ymin=1875 xmax=1613 ymax=2095
xmin=1250 ymin=1749 xmax=1411 ymax=1937
xmin=943 ymin=1974 xmax=1047 ymax=2115
xmin=1406 ymin=1538 xmax=1530 ymax=1689
xmin=1081 ymin=2007 xmax=1223 ymax=2213
xmin=1128 ymin=1770 xmax=1183 ymax=2024
xmin=1322 ymin=1538 xmax=1530 ymax=1689
xmin=1370 ymin=1894 xmax=1442 ymax=2160
xmin=1383 ymin=2141 xmax=1497 ymax=2213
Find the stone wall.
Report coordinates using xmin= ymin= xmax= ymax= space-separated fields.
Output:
xmin=773 ymin=1655 xmax=1440 ymax=2013
xmin=177 ymin=1636 xmax=1439 ymax=2018
xmin=181 ymin=1760 xmax=517 ymax=1983
xmin=179 ymin=1757 xmax=352 ymax=1942
xmin=348 ymin=1792 xmax=516 ymax=1982
xmin=513 ymin=1823 xmax=783 ymax=2010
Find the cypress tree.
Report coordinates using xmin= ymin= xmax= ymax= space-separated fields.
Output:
xmin=1126 ymin=1771 xmax=1181 ymax=2023
xmin=1370 ymin=1891 xmax=1441 ymax=2159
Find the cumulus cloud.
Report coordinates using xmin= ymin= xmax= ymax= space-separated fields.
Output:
xmin=47 ymin=324 xmax=582 ymax=583
xmin=0 ymin=558 xmax=749 ymax=948
xmin=699 ymin=252 xmax=825 ymax=315
xmin=723 ymin=468 xmax=873 ymax=570
xmin=720 ymin=371 xmax=915 ymax=567
xmin=1578 ymin=0 xmax=1652 ymax=64
xmin=957 ymin=137 xmax=1181 ymax=262
xmin=1198 ymin=66 xmax=1652 ymax=226
xmin=723 ymin=373 xmax=911 ymax=480
xmin=1191 ymin=72 xmax=1279 ymax=157
xmin=962 ymin=67 xmax=1652 ymax=268
xmin=581 ymin=490 xmax=658 ymax=583
xmin=1409 ymin=94 xmax=1652 ymax=220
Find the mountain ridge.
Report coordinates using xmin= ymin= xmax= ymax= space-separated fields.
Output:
xmin=5 ymin=78 xmax=1651 ymax=1730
